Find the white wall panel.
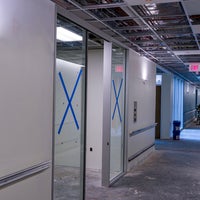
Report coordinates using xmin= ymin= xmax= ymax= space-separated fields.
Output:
xmin=128 ymin=130 xmax=155 ymax=159
xmin=127 ymin=51 xmax=156 ymax=133
xmin=160 ymin=74 xmax=173 ymax=139
xmin=0 ymin=0 xmax=55 ymax=178
xmin=197 ymin=89 xmax=200 ymax=105
xmin=86 ymin=49 xmax=104 ymax=171
xmin=0 ymin=168 xmax=52 ymax=200
xmin=127 ymin=50 xmax=156 ymax=169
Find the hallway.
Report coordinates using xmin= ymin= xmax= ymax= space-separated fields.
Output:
xmin=86 ymin=129 xmax=200 ymax=200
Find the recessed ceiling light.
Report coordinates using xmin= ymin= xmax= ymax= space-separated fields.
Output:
xmin=56 ymin=27 xmax=82 ymax=42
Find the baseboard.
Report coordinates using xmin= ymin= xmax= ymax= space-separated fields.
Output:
xmin=127 ymin=145 xmax=155 ymax=171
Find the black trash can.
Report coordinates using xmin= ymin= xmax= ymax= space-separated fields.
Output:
xmin=173 ymin=120 xmax=181 ymax=140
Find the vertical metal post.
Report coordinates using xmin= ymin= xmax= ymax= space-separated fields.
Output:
xmin=51 ymin=5 xmax=57 ymax=200
xmin=101 ymin=41 xmax=112 ymax=187
xmin=123 ymin=49 xmax=128 ymax=175
xmin=80 ymin=29 xmax=87 ymax=200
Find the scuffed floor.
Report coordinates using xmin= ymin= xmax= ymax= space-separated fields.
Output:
xmin=86 ymin=132 xmax=200 ymax=200
xmin=54 ymin=166 xmax=80 ymax=200
xmin=54 ymin=129 xmax=200 ymax=200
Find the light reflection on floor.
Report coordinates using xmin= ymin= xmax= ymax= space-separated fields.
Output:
xmin=180 ymin=129 xmax=200 ymax=140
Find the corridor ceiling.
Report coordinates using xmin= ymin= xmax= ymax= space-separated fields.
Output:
xmin=53 ymin=0 xmax=200 ymax=86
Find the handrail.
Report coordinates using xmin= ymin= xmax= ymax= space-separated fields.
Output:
xmin=129 ymin=123 xmax=157 ymax=137
xmin=183 ymin=109 xmax=196 ymax=114
xmin=0 ymin=161 xmax=51 ymax=187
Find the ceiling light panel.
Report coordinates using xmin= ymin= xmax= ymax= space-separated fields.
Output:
xmin=57 ymin=27 xmax=82 ymax=42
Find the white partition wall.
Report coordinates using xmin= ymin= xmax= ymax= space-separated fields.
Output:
xmin=86 ymin=39 xmax=113 ymax=187
xmin=197 ymin=89 xmax=200 ymax=105
xmin=160 ymin=74 xmax=173 ymax=139
xmin=0 ymin=170 xmax=52 ymax=200
xmin=86 ymin=49 xmax=104 ymax=171
xmin=0 ymin=0 xmax=55 ymax=199
xmin=127 ymin=49 xmax=156 ymax=170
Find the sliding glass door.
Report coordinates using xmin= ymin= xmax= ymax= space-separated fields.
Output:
xmin=54 ymin=15 xmax=86 ymax=200
xmin=110 ymin=46 xmax=126 ymax=181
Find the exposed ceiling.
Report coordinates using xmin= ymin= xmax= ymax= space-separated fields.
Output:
xmin=53 ymin=0 xmax=200 ymax=86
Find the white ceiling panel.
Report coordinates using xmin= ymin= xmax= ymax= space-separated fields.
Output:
xmin=183 ymin=0 xmax=200 ymax=15
xmin=192 ymin=25 xmax=200 ymax=34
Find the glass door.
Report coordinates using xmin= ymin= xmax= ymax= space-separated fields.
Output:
xmin=110 ymin=46 xmax=126 ymax=181
xmin=54 ymin=15 xmax=86 ymax=200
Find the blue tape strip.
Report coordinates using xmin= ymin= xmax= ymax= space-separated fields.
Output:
xmin=112 ymin=80 xmax=117 ymax=120
xmin=112 ymin=79 xmax=123 ymax=122
xmin=57 ymin=69 xmax=82 ymax=134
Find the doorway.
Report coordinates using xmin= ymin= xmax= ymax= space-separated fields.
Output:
xmin=54 ymin=15 xmax=86 ymax=200
xmin=155 ymin=86 xmax=161 ymax=139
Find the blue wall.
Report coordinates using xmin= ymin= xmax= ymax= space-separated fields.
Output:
xmin=173 ymin=77 xmax=183 ymax=129
xmin=183 ymin=82 xmax=196 ymax=126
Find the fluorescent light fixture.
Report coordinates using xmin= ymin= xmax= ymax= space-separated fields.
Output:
xmin=142 ymin=61 xmax=148 ymax=81
xmin=56 ymin=27 xmax=82 ymax=42
xmin=174 ymin=50 xmax=200 ymax=55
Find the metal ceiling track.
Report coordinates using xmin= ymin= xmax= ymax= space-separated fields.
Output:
xmin=65 ymin=0 xmax=159 ymax=61
xmin=122 ymin=5 xmax=187 ymax=67
xmin=54 ymin=0 xmax=200 ymax=85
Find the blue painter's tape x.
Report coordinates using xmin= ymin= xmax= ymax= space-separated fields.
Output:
xmin=57 ymin=69 xmax=82 ymax=134
xmin=112 ymin=79 xmax=123 ymax=122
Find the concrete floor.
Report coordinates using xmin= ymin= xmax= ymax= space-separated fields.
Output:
xmin=86 ymin=130 xmax=200 ymax=200
xmin=54 ymin=128 xmax=200 ymax=200
xmin=54 ymin=166 xmax=80 ymax=200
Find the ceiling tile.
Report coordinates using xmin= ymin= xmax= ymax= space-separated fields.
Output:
xmin=192 ymin=25 xmax=200 ymax=33
xmin=183 ymin=0 xmax=200 ymax=15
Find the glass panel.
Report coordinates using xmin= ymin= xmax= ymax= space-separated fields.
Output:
xmin=54 ymin=15 xmax=86 ymax=200
xmin=110 ymin=46 xmax=125 ymax=180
